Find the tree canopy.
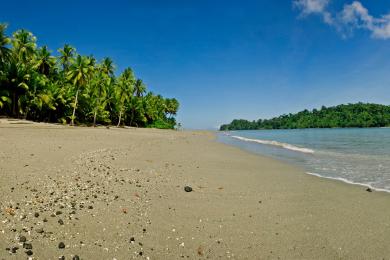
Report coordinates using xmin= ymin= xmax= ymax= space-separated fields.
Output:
xmin=0 ymin=23 xmax=179 ymax=129
xmin=220 ymin=103 xmax=390 ymax=130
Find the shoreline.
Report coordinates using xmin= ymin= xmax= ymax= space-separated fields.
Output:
xmin=1 ymin=122 xmax=390 ymax=259
xmin=305 ymin=172 xmax=390 ymax=194
xmin=217 ymin=134 xmax=390 ymax=194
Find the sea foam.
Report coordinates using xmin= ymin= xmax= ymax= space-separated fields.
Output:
xmin=306 ymin=172 xmax=390 ymax=193
xmin=229 ymin=135 xmax=314 ymax=154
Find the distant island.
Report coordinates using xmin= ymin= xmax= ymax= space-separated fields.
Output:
xmin=0 ymin=23 xmax=179 ymax=129
xmin=220 ymin=103 xmax=390 ymax=130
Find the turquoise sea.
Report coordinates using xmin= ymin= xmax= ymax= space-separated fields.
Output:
xmin=218 ymin=128 xmax=390 ymax=192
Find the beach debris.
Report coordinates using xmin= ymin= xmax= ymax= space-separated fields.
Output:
xmin=366 ymin=188 xmax=373 ymax=192
xmin=5 ymin=207 xmax=16 ymax=216
xmin=197 ymin=245 xmax=204 ymax=256
xmin=36 ymin=228 xmax=44 ymax=234
xmin=184 ymin=186 xmax=193 ymax=192
xmin=58 ymin=242 xmax=65 ymax=249
xmin=23 ymin=243 xmax=32 ymax=250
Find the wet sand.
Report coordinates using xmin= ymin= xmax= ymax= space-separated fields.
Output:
xmin=0 ymin=120 xmax=390 ymax=259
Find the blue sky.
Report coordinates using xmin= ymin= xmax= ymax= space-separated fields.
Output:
xmin=2 ymin=0 xmax=390 ymax=129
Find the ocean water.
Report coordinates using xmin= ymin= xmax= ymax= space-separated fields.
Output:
xmin=217 ymin=128 xmax=390 ymax=192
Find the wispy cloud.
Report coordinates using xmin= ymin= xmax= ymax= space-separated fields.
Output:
xmin=293 ymin=0 xmax=390 ymax=39
xmin=293 ymin=0 xmax=334 ymax=25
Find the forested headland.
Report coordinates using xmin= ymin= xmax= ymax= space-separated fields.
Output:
xmin=0 ymin=23 xmax=179 ymax=129
xmin=220 ymin=103 xmax=390 ymax=130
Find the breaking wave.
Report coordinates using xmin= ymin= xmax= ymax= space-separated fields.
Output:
xmin=229 ymin=135 xmax=314 ymax=154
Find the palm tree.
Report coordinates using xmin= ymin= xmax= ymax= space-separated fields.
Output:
xmin=0 ymin=23 xmax=11 ymax=68
xmin=34 ymin=46 xmax=55 ymax=76
xmin=116 ymin=68 xmax=135 ymax=127
xmin=101 ymin=57 xmax=114 ymax=77
xmin=91 ymin=73 xmax=109 ymax=126
xmin=0 ymin=24 xmax=11 ymax=111
xmin=134 ymin=79 xmax=146 ymax=97
xmin=66 ymin=55 xmax=90 ymax=125
xmin=58 ymin=44 xmax=75 ymax=71
xmin=12 ymin=29 xmax=36 ymax=63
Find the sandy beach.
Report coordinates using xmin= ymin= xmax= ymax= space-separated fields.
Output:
xmin=1 ymin=120 xmax=390 ymax=259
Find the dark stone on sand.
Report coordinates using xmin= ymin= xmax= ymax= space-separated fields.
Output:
xmin=130 ymin=237 xmax=135 ymax=243
xmin=26 ymin=250 xmax=33 ymax=256
xmin=88 ymin=206 xmax=93 ymax=209
xmin=73 ymin=255 xmax=80 ymax=260
xmin=36 ymin=228 xmax=44 ymax=234
xmin=58 ymin=242 xmax=65 ymax=249
xmin=23 ymin=243 xmax=32 ymax=250
xmin=366 ymin=188 xmax=373 ymax=192
xmin=56 ymin=211 xmax=63 ymax=215
xmin=11 ymin=247 xmax=19 ymax=253
xmin=5 ymin=247 xmax=10 ymax=251
xmin=139 ymin=251 xmax=143 ymax=256
xmin=184 ymin=186 xmax=193 ymax=192
xmin=19 ymin=236 xmax=26 ymax=242
xmin=43 ymin=218 xmax=48 ymax=222
xmin=59 ymin=256 xmax=65 ymax=260
xmin=34 ymin=212 xmax=39 ymax=217
xmin=58 ymin=219 xmax=64 ymax=225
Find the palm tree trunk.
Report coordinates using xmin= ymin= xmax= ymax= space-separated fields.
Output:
xmin=24 ymin=107 xmax=29 ymax=120
xmin=93 ymin=109 xmax=97 ymax=127
xmin=117 ymin=110 xmax=122 ymax=127
xmin=129 ymin=107 xmax=135 ymax=126
xmin=12 ymin=92 xmax=16 ymax=117
xmin=71 ymin=88 xmax=79 ymax=126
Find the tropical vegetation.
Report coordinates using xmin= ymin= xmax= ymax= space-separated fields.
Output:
xmin=0 ymin=23 xmax=179 ymax=129
xmin=220 ymin=103 xmax=390 ymax=130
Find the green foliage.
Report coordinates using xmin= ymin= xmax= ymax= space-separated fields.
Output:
xmin=220 ymin=103 xmax=390 ymax=130
xmin=0 ymin=23 xmax=179 ymax=128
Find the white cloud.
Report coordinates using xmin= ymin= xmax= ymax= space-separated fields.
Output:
xmin=294 ymin=0 xmax=329 ymax=14
xmin=294 ymin=0 xmax=334 ymax=24
xmin=294 ymin=0 xmax=390 ymax=39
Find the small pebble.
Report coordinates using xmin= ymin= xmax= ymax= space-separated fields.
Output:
xmin=58 ymin=242 xmax=65 ymax=249
xmin=184 ymin=186 xmax=193 ymax=192
xmin=58 ymin=219 xmax=64 ymax=225
xmin=19 ymin=236 xmax=27 ymax=243
xmin=23 ymin=243 xmax=32 ymax=250
xmin=34 ymin=213 xmax=39 ymax=218
xmin=26 ymin=250 xmax=33 ymax=256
